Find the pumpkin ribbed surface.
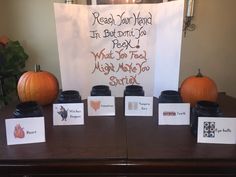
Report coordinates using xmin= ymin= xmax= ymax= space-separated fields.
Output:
xmin=180 ymin=71 xmax=218 ymax=107
xmin=17 ymin=70 xmax=59 ymax=105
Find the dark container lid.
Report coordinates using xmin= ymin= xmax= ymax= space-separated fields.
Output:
xmin=13 ymin=101 xmax=43 ymax=118
xmin=195 ymin=100 xmax=221 ymax=116
xmin=124 ymin=85 xmax=145 ymax=96
xmin=58 ymin=90 xmax=81 ymax=103
xmin=90 ymin=85 xmax=111 ymax=96
xmin=158 ymin=90 xmax=182 ymax=103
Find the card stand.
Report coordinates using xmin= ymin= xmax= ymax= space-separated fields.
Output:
xmin=197 ymin=117 xmax=236 ymax=144
xmin=87 ymin=96 xmax=115 ymax=116
xmin=157 ymin=90 xmax=190 ymax=125
xmin=87 ymin=85 xmax=115 ymax=116
xmin=124 ymin=96 xmax=153 ymax=117
xmin=53 ymin=103 xmax=84 ymax=126
xmin=5 ymin=101 xmax=46 ymax=145
xmin=53 ymin=90 xmax=84 ymax=126
xmin=158 ymin=103 xmax=190 ymax=125
xmin=5 ymin=117 xmax=45 ymax=145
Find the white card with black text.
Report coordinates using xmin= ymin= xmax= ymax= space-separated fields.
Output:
xmin=5 ymin=117 xmax=45 ymax=145
xmin=87 ymin=96 xmax=115 ymax=116
xmin=53 ymin=103 xmax=84 ymax=125
xmin=125 ymin=96 xmax=153 ymax=116
xmin=198 ymin=117 xmax=236 ymax=144
xmin=158 ymin=103 xmax=190 ymax=125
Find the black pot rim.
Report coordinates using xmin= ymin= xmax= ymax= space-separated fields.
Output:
xmin=124 ymin=85 xmax=144 ymax=96
xmin=125 ymin=85 xmax=143 ymax=91
xmin=16 ymin=101 xmax=39 ymax=111
xmin=196 ymin=100 xmax=219 ymax=111
xmin=161 ymin=90 xmax=179 ymax=96
xmin=92 ymin=85 xmax=110 ymax=90
xmin=14 ymin=101 xmax=42 ymax=118
xmin=61 ymin=90 xmax=80 ymax=96
xmin=58 ymin=90 xmax=81 ymax=103
xmin=91 ymin=85 xmax=111 ymax=96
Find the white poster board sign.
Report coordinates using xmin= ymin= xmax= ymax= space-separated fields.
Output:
xmin=54 ymin=1 xmax=184 ymax=98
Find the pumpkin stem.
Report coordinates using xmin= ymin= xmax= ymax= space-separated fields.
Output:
xmin=196 ymin=69 xmax=203 ymax=77
xmin=35 ymin=64 xmax=41 ymax=72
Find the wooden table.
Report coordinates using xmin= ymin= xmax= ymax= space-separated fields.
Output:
xmin=0 ymin=94 xmax=236 ymax=176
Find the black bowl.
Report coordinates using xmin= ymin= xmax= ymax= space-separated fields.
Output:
xmin=13 ymin=101 xmax=43 ymax=118
xmin=158 ymin=90 xmax=182 ymax=103
xmin=124 ymin=85 xmax=144 ymax=96
xmin=58 ymin=90 xmax=81 ymax=103
xmin=90 ymin=85 xmax=111 ymax=96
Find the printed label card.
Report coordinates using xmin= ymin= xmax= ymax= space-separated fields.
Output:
xmin=53 ymin=103 xmax=84 ymax=125
xmin=87 ymin=96 xmax=115 ymax=116
xmin=198 ymin=117 xmax=236 ymax=144
xmin=158 ymin=103 xmax=190 ymax=125
xmin=5 ymin=117 xmax=45 ymax=145
xmin=125 ymin=96 xmax=153 ymax=116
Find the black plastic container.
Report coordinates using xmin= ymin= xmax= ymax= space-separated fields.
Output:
xmin=57 ymin=90 xmax=82 ymax=103
xmin=13 ymin=101 xmax=43 ymax=118
xmin=158 ymin=90 xmax=182 ymax=103
xmin=90 ymin=85 xmax=111 ymax=96
xmin=124 ymin=85 xmax=145 ymax=96
xmin=191 ymin=100 xmax=223 ymax=137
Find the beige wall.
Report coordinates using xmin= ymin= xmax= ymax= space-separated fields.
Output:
xmin=1 ymin=0 xmax=236 ymax=97
xmin=0 ymin=0 xmax=87 ymax=87
xmin=0 ymin=0 xmax=7 ymax=34
xmin=180 ymin=0 xmax=236 ymax=97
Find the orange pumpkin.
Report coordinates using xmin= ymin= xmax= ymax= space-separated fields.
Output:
xmin=180 ymin=69 xmax=218 ymax=107
xmin=17 ymin=65 xmax=59 ymax=105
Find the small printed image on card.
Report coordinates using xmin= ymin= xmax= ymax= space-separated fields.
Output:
xmin=128 ymin=102 xmax=138 ymax=110
xmin=203 ymin=121 xmax=216 ymax=138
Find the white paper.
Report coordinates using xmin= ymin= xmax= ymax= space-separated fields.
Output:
xmin=53 ymin=103 xmax=84 ymax=125
xmin=5 ymin=117 xmax=45 ymax=145
xmin=125 ymin=96 xmax=153 ymax=116
xmin=197 ymin=117 xmax=236 ymax=144
xmin=158 ymin=103 xmax=190 ymax=125
xmin=87 ymin=96 xmax=115 ymax=116
xmin=54 ymin=1 xmax=184 ymax=99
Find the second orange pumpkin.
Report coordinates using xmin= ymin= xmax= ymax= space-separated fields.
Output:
xmin=180 ymin=69 xmax=218 ymax=107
